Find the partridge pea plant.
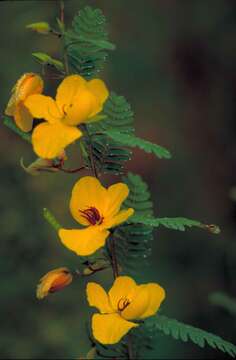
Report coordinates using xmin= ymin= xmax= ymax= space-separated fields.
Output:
xmin=3 ymin=3 xmax=236 ymax=359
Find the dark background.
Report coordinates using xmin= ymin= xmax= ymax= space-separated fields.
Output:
xmin=1 ymin=0 xmax=236 ymax=358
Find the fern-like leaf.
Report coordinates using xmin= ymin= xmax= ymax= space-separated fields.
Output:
xmin=83 ymin=92 xmax=134 ymax=175
xmin=129 ymin=215 xmax=221 ymax=234
xmin=65 ymin=6 xmax=115 ymax=79
xmin=104 ymin=129 xmax=171 ymax=159
xmin=147 ymin=314 xmax=236 ymax=358
xmin=209 ymin=292 xmax=236 ymax=316
xmin=114 ymin=173 xmax=154 ymax=275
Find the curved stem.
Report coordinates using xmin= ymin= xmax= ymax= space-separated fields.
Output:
xmin=127 ymin=334 xmax=134 ymax=359
xmin=83 ymin=125 xmax=99 ymax=178
xmin=60 ymin=0 xmax=69 ymax=74
xmin=59 ymin=166 xmax=86 ymax=174
xmin=110 ymin=236 xmax=119 ymax=279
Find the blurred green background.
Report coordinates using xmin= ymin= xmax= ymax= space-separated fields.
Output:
xmin=1 ymin=0 xmax=236 ymax=358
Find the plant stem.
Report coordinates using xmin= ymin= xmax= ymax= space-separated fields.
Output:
xmin=110 ymin=236 xmax=119 ymax=279
xmin=127 ymin=334 xmax=134 ymax=359
xmin=59 ymin=166 xmax=86 ymax=174
xmin=60 ymin=0 xmax=69 ymax=74
xmin=83 ymin=125 xmax=99 ymax=178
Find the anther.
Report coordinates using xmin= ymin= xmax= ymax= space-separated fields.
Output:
xmin=117 ymin=297 xmax=131 ymax=312
xmin=79 ymin=206 xmax=103 ymax=225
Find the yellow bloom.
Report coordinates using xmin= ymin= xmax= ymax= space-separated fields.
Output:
xmin=5 ymin=73 xmax=43 ymax=132
xmin=36 ymin=267 xmax=73 ymax=299
xmin=24 ymin=74 xmax=109 ymax=159
xmin=58 ymin=176 xmax=134 ymax=256
xmin=87 ymin=276 xmax=165 ymax=344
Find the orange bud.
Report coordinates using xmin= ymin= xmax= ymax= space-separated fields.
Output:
xmin=36 ymin=267 xmax=73 ymax=299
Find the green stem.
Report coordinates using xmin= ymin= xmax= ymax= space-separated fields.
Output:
xmin=110 ymin=236 xmax=119 ymax=279
xmin=83 ymin=125 xmax=99 ymax=178
xmin=127 ymin=334 xmax=134 ymax=359
xmin=60 ymin=0 xmax=70 ymax=74
xmin=58 ymin=165 xmax=86 ymax=174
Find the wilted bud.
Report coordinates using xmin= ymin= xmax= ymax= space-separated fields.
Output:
xmin=21 ymin=157 xmax=59 ymax=176
xmin=26 ymin=22 xmax=51 ymax=35
xmin=36 ymin=267 xmax=73 ymax=300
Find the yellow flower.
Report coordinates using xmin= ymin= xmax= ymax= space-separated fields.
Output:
xmin=87 ymin=276 xmax=165 ymax=344
xmin=58 ymin=176 xmax=134 ymax=256
xmin=5 ymin=73 xmax=43 ymax=132
xmin=36 ymin=267 xmax=73 ymax=299
xmin=24 ymin=74 xmax=109 ymax=159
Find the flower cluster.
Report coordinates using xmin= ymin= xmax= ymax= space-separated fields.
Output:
xmin=5 ymin=73 xmax=165 ymax=345
xmin=6 ymin=73 xmax=109 ymax=159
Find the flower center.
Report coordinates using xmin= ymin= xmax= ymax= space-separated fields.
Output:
xmin=79 ymin=206 xmax=104 ymax=225
xmin=117 ymin=297 xmax=131 ymax=312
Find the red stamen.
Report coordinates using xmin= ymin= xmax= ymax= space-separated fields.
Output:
xmin=79 ymin=207 xmax=103 ymax=225
xmin=117 ymin=298 xmax=131 ymax=312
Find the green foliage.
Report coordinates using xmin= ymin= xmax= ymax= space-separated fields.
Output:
xmin=147 ymin=314 xmax=236 ymax=358
xmin=93 ymin=329 xmax=153 ymax=360
xmin=32 ymin=52 xmax=64 ymax=71
xmin=83 ymin=92 xmax=134 ymax=175
xmin=114 ymin=172 xmax=154 ymax=275
xmin=94 ymin=340 xmax=128 ymax=359
xmin=104 ymin=129 xmax=172 ymax=159
xmin=129 ymin=215 xmax=221 ymax=234
xmin=3 ymin=116 xmax=31 ymax=143
xmin=209 ymin=292 xmax=236 ymax=316
xmin=65 ymin=6 xmax=115 ymax=79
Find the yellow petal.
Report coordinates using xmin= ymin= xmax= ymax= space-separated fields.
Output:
xmin=108 ymin=276 xmax=138 ymax=311
xmin=86 ymin=79 xmax=109 ymax=119
xmin=5 ymin=95 xmax=17 ymax=116
xmin=70 ymin=176 xmax=109 ymax=225
xmin=104 ymin=208 xmax=134 ymax=228
xmin=56 ymin=74 xmax=87 ymax=110
xmin=105 ymin=183 xmax=130 ymax=218
xmin=92 ymin=313 xmax=138 ymax=345
xmin=58 ymin=227 xmax=109 ymax=256
xmin=32 ymin=122 xmax=82 ymax=159
xmin=14 ymin=103 xmax=34 ymax=132
xmin=138 ymin=283 xmax=166 ymax=319
xmin=86 ymin=282 xmax=113 ymax=314
xmin=62 ymin=90 xmax=95 ymax=126
xmin=24 ymin=94 xmax=61 ymax=124
xmin=121 ymin=286 xmax=150 ymax=320
xmin=87 ymin=79 xmax=109 ymax=105
xmin=19 ymin=73 xmax=43 ymax=100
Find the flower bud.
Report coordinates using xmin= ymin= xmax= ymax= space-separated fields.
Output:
xmin=26 ymin=22 xmax=51 ymax=35
xmin=36 ymin=267 xmax=73 ymax=299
